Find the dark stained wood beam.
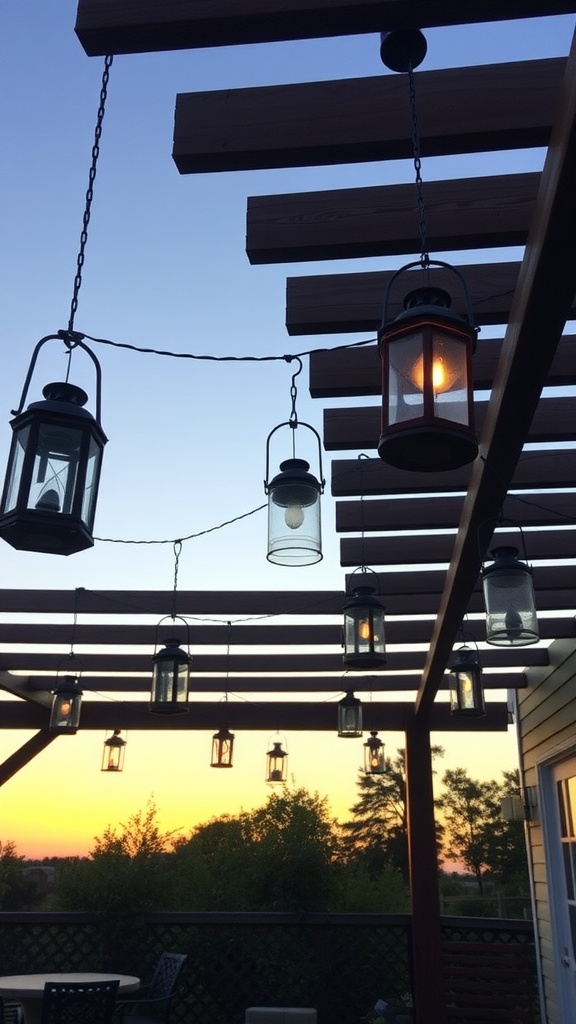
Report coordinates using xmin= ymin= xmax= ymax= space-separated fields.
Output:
xmin=331 ymin=449 xmax=576 ymax=495
xmin=0 ymin=671 xmax=51 ymax=708
xmin=340 ymin=529 xmax=576 ymax=566
xmin=0 ymin=589 xmax=345 ymax=617
xmin=75 ymin=2 xmax=576 ymax=55
xmin=247 ymin=173 xmax=539 ymax=264
xmin=309 ymin=335 xmax=576 ymax=398
xmin=0 ymin=731 xmax=57 ymax=787
xmin=0 ymin=698 xmax=510 ymax=731
xmin=287 ymin=262 xmax=555 ymax=335
xmin=416 ymin=29 xmax=576 ymax=716
xmin=324 ymin=395 xmax=576 ymax=450
xmin=173 ymin=60 xmax=563 ymax=174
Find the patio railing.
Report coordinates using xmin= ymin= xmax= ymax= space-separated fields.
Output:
xmin=0 ymin=912 xmax=538 ymax=1024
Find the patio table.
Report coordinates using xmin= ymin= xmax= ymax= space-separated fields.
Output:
xmin=0 ymin=972 xmax=140 ymax=1024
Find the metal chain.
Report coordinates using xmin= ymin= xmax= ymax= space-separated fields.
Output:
xmin=67 ymin=54 xmax=114 ymax=334
xmin=408 ymin=65 xmax=429 ymax=268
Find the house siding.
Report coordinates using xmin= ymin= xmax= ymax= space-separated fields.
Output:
xmin=516 ymin=638 xmax=576 ymax=1024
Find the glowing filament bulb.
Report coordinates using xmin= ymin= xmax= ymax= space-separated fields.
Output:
xmin=358 ymin=619 xmax=372 ymax=641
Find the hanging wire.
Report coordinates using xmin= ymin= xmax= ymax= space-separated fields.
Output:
xmin=66 ymin=54 xmax=114 ymax=339
xmin=358 ymin=452 xmax=370 ymax=571
xmin=407 ymin=65 xmax=429 ymax=269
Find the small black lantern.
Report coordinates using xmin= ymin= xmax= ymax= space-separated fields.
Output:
xmin=482 ymin=545 xmax=539 ymax=646
xmin=338 ymin=691 xmax=363 ymax=737
xmin=449 ymin=646 xmax=486 ymax=718
xmin=364 ymin=730 xmax=386 ymax=774
xmin=49 ymin=675 xmax=83 ymax=734
xmin=101 ymin=729 xmax=126 ymax=772
xmin=211 ymin=726 xmax=235 ymax=768
xmin=378 ymin=267 xmax=478 ymax=472
xmin=266 ymin=734 xmax=288 ymax=783
xmin=343 ymin=584 xmax=386 ymax=669
xmin=151 ymin=633 xmax=191 ymax=714
xmin=0 ymin=334 xmax=107 ymax=555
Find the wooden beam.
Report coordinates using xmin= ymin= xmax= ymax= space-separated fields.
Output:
xmin=0 ymin=589 xmax=345 ymax=617
xmin=340 ymin=529 xmax=576 ymax=566
xmin=0 ymin=699 xmax=510 ymax=731
xmin=173 ymin=60 xmax=563 ymax=174
xmin=331 ymin=449 xmax=576 ymax=496
xmin=0 ymin=731 xmax=57 ymax=787
xmin=75 ymin=2 xmax=576 ymax=55
xmin=416 ymin=29 xmax=576 ymax=716
xmin=287 ymin=262 xmax=555 ymax=335
xmin=309 ymin=335 xmax=576 ymax=398
xmin=324 ymin=395 xmax=576 ymax=450
xmin=247 ymin=173 xmax=539 ymax=264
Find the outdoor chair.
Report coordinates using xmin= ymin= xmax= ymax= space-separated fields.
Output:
xmin=40 ymin=980 xmax=120 ymax=1024
xmin=1 ymin=1000 xmax=23 ymax=1024
xmin=114 ymin=954 xmax=187 ymax=1024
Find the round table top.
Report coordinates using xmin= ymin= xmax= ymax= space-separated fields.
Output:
xmin=0 ymin=973 xmax=140 ymax=998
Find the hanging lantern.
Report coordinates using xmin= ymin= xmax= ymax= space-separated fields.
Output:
xmin=151 ymin=634 xmax=191 ymax=714
xmin=377 ymin=267 xmax=478 ymax=474
xmin=482 ymin=545 xmax=539 ymax=646
xmin=0 ymin=335 xmax=107 ymax=555
xmin=266 ymin=735 xmax=288 ymax=783
xmin=211 ymin=726 xmax=235 ymax=768
xmin=49 ymin=676 xmax=83 ymax=734
xmin=364 ymin=731 xmax=386 ymax=774
xmin=101 ymin=729 xmax=126 ymax=772
xmin=343 ymin=583 xmax=386 ymax=669
xmin=449 ymin=647 xmax=486 ymax=717
xmin=338 ymin=691 xmax=363 ymax=737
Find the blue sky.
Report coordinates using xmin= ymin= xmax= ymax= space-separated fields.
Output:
xmin=0 ymin=5 xmax=573 ymax=855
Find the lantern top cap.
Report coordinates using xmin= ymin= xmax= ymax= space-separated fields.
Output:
xmin=54 ymin=675 xmax=83 ymax=695
xmin=451 ymin=645 xmax=481 ymax=668
xmin=41 ymin=382 xmax=89 ymax=407
xmin=483 ymin=545 xmax=532 ymax=575
xmin=105 ymin=731 xmax=126 ymax=748
xmin=404 ymin=286 xmax=451 ymax=311
xmin=279 ymin=457 xmax=310 ymax=473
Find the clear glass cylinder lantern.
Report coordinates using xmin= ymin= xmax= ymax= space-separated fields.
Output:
xmin=266 ymin=737 xmax=288 ymax=783
xmin=449 ymin=647 xmax=486 ymax=717
xmin=364 ymin=730 xmax=386 ymax=774
xmin=338 ymin=691 xmax=363 ymax=737
xmin=377 ymin=265 xmax=478 ymax=473
xmin=150 ymin=637 xmax=191 ymax=714
xmin=211 ymin=726 xmax=235 ymax=768
xmin=101 ymin=729 xmax=126 ymax=772
xmin=482 ymin=546 xmax=539 ymax=646
xmin=266 ymin=458 xmax=322 ymax=565
xmin=49 ymin=676 xmax=83 ymax=734
xmin=343 ymin=584 xmax=386 ymax=669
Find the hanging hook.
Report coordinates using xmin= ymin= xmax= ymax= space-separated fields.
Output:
xmin=288 ymin=356 xmax=303 ymax=428
xmin=171 ymin=540 xmax=183 ymax=620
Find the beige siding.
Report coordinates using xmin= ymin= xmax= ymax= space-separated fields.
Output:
xmin=516 ymin=639 xmax=576 ymax=1024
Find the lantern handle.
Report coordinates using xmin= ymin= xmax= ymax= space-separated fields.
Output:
xmin=380 ymin=258 xmax=476 ymax=330
xmin=11 ymin=332 xmax=104 ymax=426
xmin=153 ymin=614 xmax=191 ymax=654
xmin=477 ymin=513 xmax=530 ymax=568
xmin=264 ymin=420 xmax=325 ymax=493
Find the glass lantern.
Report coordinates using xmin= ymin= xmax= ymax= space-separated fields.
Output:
xmin=266 ymin=736 xmax=288 ymax=783
xmin=482 ymin=546 xmax=539 ymax=646
xmin=364 ymin=731 xmax=386 ymax=774
xmin=101 ymin=730 xmax=126 ymax=772
xmin=343 ymin=584 xmax=386 ymax=669
xmin=449 ymin=647 xmax=486 ymax=717
xmin=211 ymin=726 xmax=235 ymax=768
xmin=377 ymin=264 xmax=478 ymax=472
xmin=338 ymin=691 xmax=363 ymax=737
xmin=151 ymin=636 xmax=191 ymax=714
xmin=264 ymin=420 xmax=324 ymax=566
xmin=49 ymin=676 xmax=83 ymax=734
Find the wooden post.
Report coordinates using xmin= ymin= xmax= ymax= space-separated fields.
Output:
xmin=405 ymin=718 xmax=446 ymax=1024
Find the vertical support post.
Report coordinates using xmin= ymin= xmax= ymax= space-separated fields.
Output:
xmin=405 ymin=718 xmax=446 ymax=1024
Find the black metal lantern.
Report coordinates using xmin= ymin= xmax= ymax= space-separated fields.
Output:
xmin=343 ymin=584 xmax=386 ymax=669
xmin=0 ymin=334 xmax=107 ymax=555
xmin=364 ymin=730 xmax=386 ymax=774
xmin=449 ymin=646 xmax=486 ymax=718
xmin=101 ymin=729 xmax=126 ymax=772
xmin=338 ymin=691 xmax=363 ymax=737
xmin=211 ymin=726 xmax=235 ymax=768
xmin=49 ymin=675 xmax=83 ymax=734
xmin=482 ymin=545 xmax=539 ymax=646
xmin=266 ymin=735 xmax=288 ymax=783
xmin=378 ymin=267 xmax=478 ymax=472
xmin=151 ymin=633 xmax=191 ymax=714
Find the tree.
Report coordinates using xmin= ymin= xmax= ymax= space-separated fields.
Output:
xmin=0 ymin=839 xmax=44 ymax=910
xmin=340 ymin=746 xmax=444 ymax=878
xmin=438 ymin=767 xmax=529 ymax=895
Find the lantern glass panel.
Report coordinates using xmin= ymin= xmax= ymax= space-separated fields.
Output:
xmin=267 ymin=486 xmax=321 ymax=565
xmin=82 ymin=434 xmax=104 ymax=527
xmin=151 ymin=661 xmax=189 ymax=710
xmin=101 ymin=732 xmax=126 ymax=772
xmin=388 ymin=331 xmax=424 ymax=424
xmin=49 ymin=678 xmax=82 ymax=733
xmin=338 ymin=693 xmax=363 ymax=737
xmin=431 ymin=331 xmax=468 ymax=424
xmin=344 ymin=605 xmax=386 ymax=664
xmin=211 ymin=729 xmax=234 ymax=768
xmin=483 ymin=556 xmax=539 ymax=646
xmin=364 ymin=734 xmax=385 ymax=774
xmin=266 ymin=741 xmax=287 ymax=783
xmin=449 ymin=654 xmax=486 ymax=717
xmin=31 ymin=423 xmax=83 ymax=515
xmin=2 ymin=426 xmax=29 ymax=512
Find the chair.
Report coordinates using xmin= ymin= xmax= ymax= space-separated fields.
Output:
xmin=40 ymin=980 xmax=120 ymax=1024
xmin=114 ymin=954 xmax=187 ymax=1024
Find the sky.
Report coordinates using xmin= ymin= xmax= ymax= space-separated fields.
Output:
xmin=0 ymin=4 xmax=574 ymax=859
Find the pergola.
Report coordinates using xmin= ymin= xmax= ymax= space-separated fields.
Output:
xmin=2 ymin=3 xmax=576 ymax=1021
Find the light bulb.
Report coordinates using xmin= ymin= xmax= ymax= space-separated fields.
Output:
xmin=285 ymin=503 xmax=304 ymax=529
xmin=358 ymin=619 xmax=372 ymax=641
xmin=409 ymin=355 xmax=457 ymax=394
